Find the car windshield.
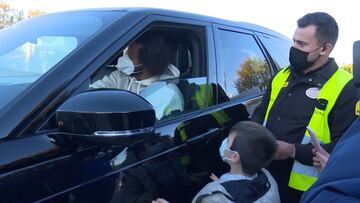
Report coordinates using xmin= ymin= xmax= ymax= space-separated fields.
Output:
xmin=0 ymin=12 xmax=109 ymax=112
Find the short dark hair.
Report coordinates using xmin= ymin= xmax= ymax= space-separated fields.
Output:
xmin=229 ymin=121 xmax=277 ymax=175
xmin=297 ymin=12 xmax=338 ymax=46
xmin=135 ymin=33 xmax=171 ymax=76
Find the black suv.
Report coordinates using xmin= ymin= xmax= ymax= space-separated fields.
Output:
xmin=0 ymin=8 xmax=292 ymax=202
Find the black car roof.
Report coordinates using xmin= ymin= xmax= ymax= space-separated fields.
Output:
xmin=52 ymin=7 xmax=289 ymax=40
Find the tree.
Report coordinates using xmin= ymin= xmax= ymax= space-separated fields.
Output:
xmin=235 ymin=57 xmax=271 ymax=93
xmin=339 ymin=63 xmax=353 ymax=74
xmin=28 ymin=9 xmax=45 ymax=18
xmin=0 ymin=2 xmax=25 ymax=29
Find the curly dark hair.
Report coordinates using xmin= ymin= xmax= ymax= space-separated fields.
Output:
xmin=135 ymin=33 xmax=172 ymax=76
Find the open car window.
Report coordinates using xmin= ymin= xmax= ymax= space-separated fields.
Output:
xmin=89 ymin=24 xmax=209 ymax=121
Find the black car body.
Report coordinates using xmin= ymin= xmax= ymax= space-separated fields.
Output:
xmin=0 ymin=8 xmax=291 ymax=202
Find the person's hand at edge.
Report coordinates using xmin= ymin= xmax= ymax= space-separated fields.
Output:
xmin=210 ymin=173 xmax=219 ymax=181
xmin=312 ymin=148 xmax=330 ymax=171
xmin=152 ymin=198 xmax=170 ymax=203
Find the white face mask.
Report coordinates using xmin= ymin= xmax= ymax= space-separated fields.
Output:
xmin=117 ymin=54 xmax=142 ymax=75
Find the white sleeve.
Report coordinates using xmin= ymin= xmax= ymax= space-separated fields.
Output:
xmin=140 ymin=82 xmax=184 ymax=120
xmin=90 ymin=70 xmax=128 ymax=89
xmin=164 ymin=83 xmax=184 ymax=115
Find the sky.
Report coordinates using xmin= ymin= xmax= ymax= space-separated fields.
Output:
xmin=3 ymin=0 xmax=359 ymax=64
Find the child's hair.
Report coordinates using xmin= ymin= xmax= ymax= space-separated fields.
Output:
xmin=229 ymin=121 xmax=277 ymax=175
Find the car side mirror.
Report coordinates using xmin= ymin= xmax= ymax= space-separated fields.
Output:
xmin=353 ymin=40 xmax=360 ymax=87
xmin=55 ymin=89 xmax=155 ymax=146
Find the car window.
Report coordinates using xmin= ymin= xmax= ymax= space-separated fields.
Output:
xmin=0 ymin=36 xmax=77 ymax=81
xmin=217 ymin=29 xmax=271 ymax=100
xmin=258 ymin=34 xmax=292 ymax=69
xmin=0 ymin=13 xmax=107 ymax=113
xmin=89 ymin=25 xmax=209 ymax=122
xmin=269 ymin=35 xmax=292 ymax=64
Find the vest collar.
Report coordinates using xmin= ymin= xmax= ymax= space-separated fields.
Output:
xmin=290 ymin=58 xmax=338 ymax=88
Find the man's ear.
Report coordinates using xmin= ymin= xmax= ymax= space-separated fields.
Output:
xmin=321 ymin=43 xmax=333 ymax=55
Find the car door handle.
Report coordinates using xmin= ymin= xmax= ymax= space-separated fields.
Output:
xmin=186 ymin=128 xmax=219 ymax=143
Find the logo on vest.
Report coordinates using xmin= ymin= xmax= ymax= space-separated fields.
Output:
xmin=305 ymin=87 xmax=319 ymax=99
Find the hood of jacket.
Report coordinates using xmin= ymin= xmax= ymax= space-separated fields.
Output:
xmin=127 ymin=64 xmax=180 ymax=94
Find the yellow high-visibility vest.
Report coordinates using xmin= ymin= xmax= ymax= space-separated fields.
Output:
xmin=264 ymin=66 xmax=352 ymax=191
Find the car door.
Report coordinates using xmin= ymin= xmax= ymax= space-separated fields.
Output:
xmin=0 ymin=11 xmax=228 ymax=203
xmin=63 ymin=15 xmax=230 ymax=203
xmin=89 ymin=14 xmax=230 ymax=203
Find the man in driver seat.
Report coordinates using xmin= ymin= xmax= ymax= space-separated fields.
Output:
xmin=90 ymin=33 xmax=184 ymax=119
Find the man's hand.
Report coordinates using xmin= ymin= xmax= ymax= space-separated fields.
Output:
xmin=274 ymin=140 xmax=295 ymax=160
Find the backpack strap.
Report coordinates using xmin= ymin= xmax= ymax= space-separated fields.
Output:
xmin=195 ymin=190 xmax=235 ymax=203
xmin=220 ymin=171 xmax=271 ymax=203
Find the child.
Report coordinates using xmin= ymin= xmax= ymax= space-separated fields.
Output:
xmin=153 ymin=121 xmax=280 ymax=203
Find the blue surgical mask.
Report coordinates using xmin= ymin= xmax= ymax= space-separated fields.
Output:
xmin=219 ymin=137 xmax=228 ymax=162
xmin=219 ymin=137 xmax=238 ymax=162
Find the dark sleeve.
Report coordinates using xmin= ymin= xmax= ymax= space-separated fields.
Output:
xmin=251 ymin=79 xmax=272 ymax=124
xmin=295 ymin=81 xmax=359 ymax=165
xmin=300 ymin=118 xmax=360 ymax=203
xmin=301 ymin=188 xmax=360 ymax=203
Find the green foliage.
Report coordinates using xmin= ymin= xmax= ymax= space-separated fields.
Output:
xmin=0 ymin=2 xmax=25 ymax=29
xmin=235 ymin=57 xmax=271 ymax=93
xmin=339 ymin=63 xmax=353 ymax=74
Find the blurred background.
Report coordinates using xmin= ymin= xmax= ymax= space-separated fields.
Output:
xmin=1 ymin=0 xmax=357 ymax=72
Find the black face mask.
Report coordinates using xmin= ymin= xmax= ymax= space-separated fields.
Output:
xmin=289 ymin=46 xmax=320 ymax=73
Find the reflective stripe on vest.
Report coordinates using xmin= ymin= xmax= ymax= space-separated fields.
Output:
xmin=264 ymin=67 xmax=352 ymax=191
xmin=263 ymin=66 xmax=291 ymax=125
xmin=194 ymin=84 xmax=230 ymax=124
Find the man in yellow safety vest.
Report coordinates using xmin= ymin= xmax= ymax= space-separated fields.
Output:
xmin=251 ymin=12 xmax=360 ymax=203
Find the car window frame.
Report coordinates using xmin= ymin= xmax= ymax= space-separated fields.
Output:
xmin=256 ymin=33 xmax=292 ymax=71
xmin=34 ymin=15 xmax=217 ymax=134
xmin=212 ymin=24 xmax=273 ymax=103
